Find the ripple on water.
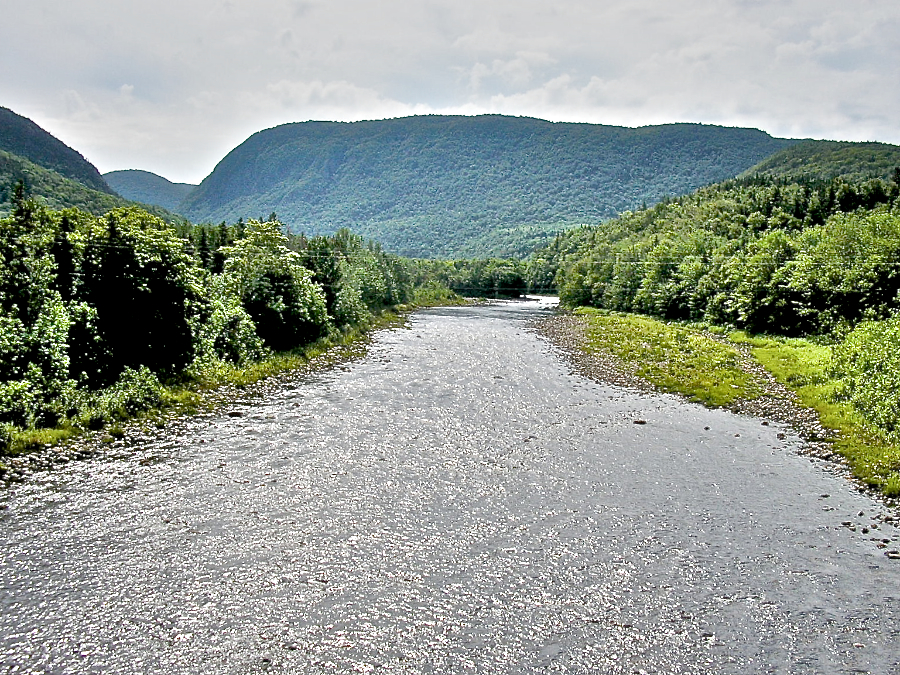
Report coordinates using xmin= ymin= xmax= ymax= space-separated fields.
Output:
xmin=1 ymin=299 xmax=899 ymax=674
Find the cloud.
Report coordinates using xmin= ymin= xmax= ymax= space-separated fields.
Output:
xmin=2 ymin=0 xmax=897 ymax=183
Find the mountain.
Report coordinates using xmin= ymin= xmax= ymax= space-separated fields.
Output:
xmin=0 ymin=107 xmax=183 ymax=221
xmin=104 ymin=169 xmax=196 ymax=212
xmin=0 ymin=106 xmax=114 ymax=194
xmin=0 ymin=150 xmax=129 ymax=217
xmin=0 ymin=150 xmax=181 ymax=221
xmin=179 ymin=115 xmax=798 ymax=258
xmin=742 ymin=140 xmax=900 ymax=182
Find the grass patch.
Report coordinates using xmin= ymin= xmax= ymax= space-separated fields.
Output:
xmin=4 ymin=426 xmax=78 ymax=456
xmin=573 ymin=307 xmax=762 ymax=406
xmin=731 ymin=331 xmax=900 ymax=497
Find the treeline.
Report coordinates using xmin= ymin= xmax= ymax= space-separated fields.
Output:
xmin=534 ymin=171 xmax=900 ymax=440
xmin=537 ymin=173 xmax=900 ymax=332
xmin=410 ymin=258 xmax=527 ymax=299
xmin=0 ymin=189 xmax=534 ymax=447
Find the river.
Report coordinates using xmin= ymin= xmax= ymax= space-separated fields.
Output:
xmin=1 ymin=299 xmax=899 ymax=673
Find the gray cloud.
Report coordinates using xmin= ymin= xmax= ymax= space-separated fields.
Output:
xmin=2 ymin=0 xmax=897 ymax=183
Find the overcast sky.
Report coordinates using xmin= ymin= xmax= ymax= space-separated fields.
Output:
xmin=2 ymin=0 xmax=898 ymax=184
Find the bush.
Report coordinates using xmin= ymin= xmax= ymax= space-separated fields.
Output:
xmin=222 ymin=220 xmax=328 ymax=350
xmin=75 ymin=366 xmax=164 ymax=429
xmin=192 ymin=273 xmax=265 ymax=365
xmin=832 ymin=316 xmax=900 ymax=440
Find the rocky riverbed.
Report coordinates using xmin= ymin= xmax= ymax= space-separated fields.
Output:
xmin=1 ymin=299 xmax=899 ymax=673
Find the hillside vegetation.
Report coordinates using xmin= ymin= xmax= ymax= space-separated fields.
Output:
xmin=742 ymin=140 xmax=900 ymax=182
xmin=0 ymin=151 xmax=180 ymax=220
xmin=180 ymin=115 xmax=797 ymax=258
xmin=0 ymin=107 xmax=183 ymax=221
xmin=0 ymin=107 xmax=113 ymax=194
xmin=104 ymin=169 xmax=196 ymax=213
xmin=538 ymin=174 xmax=900 ymax=332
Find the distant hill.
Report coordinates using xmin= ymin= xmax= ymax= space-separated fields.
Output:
xmin=0 ymin=106 xmax=114 ymax=194
xmin=180 ymin=115 xmax=798 ymax=258
xmin=742 ymin=140 xmax=900 ymax=182
xmin=104 ymin=169 xmax=196 ymax=213
xmin=0 ymin=150 xmax=181 ymax=221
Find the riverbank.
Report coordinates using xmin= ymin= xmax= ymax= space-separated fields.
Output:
xmin=536 ymin=307 xmax=900 ymax=503
xmin=0 ymin=307 xmax=424 ymax=483
xmin=4 ymin=298 xmax=899 ymax=674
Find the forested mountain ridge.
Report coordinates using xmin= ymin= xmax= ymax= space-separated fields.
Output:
xmin=0 ymin=150 xmax=129 ymax=217
xmin=0 ymin=107 xmax=114 ymax=194
xmin=741 ymin=140 xmax=900 ymax=182
xmin=104 ymin=169 xmax=196 ymax=213
xmin=0 ymin=150 xmax=182 ymax=222
xmin=179 ymin=115 xmax=798 ymax=258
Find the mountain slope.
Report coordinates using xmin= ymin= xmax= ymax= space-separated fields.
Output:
xmin=0 ymin=150 xmax=182 ymax=221
xmin=180 ymin=115 xmax=798 ymax=257
xmin=0 ymin=107 xmax=114 ymax=194
xmin=742 ymin=140 xmax=900 ymax=182
xmin=104 ymin=169 xmax=196 ymax=212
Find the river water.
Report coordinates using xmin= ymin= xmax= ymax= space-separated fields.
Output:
xmin=1 ymin=299 xmax=899 ymax=674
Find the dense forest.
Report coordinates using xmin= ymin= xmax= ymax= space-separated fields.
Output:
xmin=741 ymin=140 xmax=900 ymax=182
xmin=0 ymin=151 xmax=172 ymax=219
xmin=0 ymin=187 xmax=528 ymax=451
xmin=533 ymin=170 xmax=900 ymax=441
xmin=179 ymin=115 xmax=797 ymax=258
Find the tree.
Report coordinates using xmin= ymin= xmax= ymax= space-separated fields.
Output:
xmin=221 ymin=219 xmax=328 ymax=350
xmin=71 ymin=207 xmax=201 ymax=386
xmin=0 ymin=188 xmax=72 ymax=426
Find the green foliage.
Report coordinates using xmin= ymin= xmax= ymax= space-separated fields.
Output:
xmin=544 ymin=174 xmax=900 ymax=335
xmin=0 ymin=186 xmax=73 ymax=427
xmin=180 ymin=115 xmax=797 ymax=258
xmin=221 ymin=219 xmax=329 ymax=350
xmin=832 ymin=317 xmax=900 ymax=441
xmin=74 ymin=366 xmax=165 ymax=430
xmin=412 ymin=258 xmax=528 ymax=298
xmin=72 ymin=207 xmax=203 ymax=386
xmin=190 ymin=273 xmax=265 ymax=366
xmin=743 ymin=140 xmax=900 ymax=182
xmin=0 ymin=150 xmax=183 ymax=221
xmin=292 ymin=228 xmax=414 ymax=328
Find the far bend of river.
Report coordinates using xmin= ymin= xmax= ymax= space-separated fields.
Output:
xmin=2 ymin=299 xmax=900 ymax=674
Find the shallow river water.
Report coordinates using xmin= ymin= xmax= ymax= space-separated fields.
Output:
xmin=2 ymin=299 xmax=900 ymax=674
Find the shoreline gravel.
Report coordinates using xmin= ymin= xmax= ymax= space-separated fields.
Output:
xmin=534 ymin=311 xmax=900 ymax=518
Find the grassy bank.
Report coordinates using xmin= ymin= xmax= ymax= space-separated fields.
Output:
xmin=572 ymin=307 xmax=900 ymax=498
xmin=732 ymin=332 xmax=900 ymax=497
xmin=572 ymin=307 xmax=762 ymax=406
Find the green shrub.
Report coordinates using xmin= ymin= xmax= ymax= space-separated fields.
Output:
xmin=832 ymin=316 xmax=900 ymax=440
xmin=74 ymin=366 xmax=164 ymax=429
xmin=222 ymin=220 xmax=328 ymax=350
